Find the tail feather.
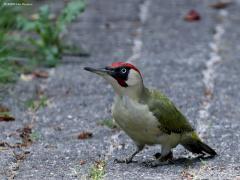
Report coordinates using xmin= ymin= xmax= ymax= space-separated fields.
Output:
xmin=181 ymin=133 xmax=217 ymax=156
xmin=182 ymin=140 xmax=217 ymax=156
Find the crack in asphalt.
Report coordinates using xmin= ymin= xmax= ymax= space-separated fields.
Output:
xmin=197 ymin=9 xmax=228 ymax=138
xmin=128 ymin=0 xmax=150 ymax=64
xmin=105 ymin=0 xmax=150 ymax=161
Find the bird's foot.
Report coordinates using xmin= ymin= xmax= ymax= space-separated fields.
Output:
xmin=114 ymin=145 xmax=144 ymax=164
xmin=144 ymin=152 xmax=174 ymax=167
xmin=144 ymin=159 xmax=174 ymax=167
xmin=114 ymin=157 xmax=137 ymax=164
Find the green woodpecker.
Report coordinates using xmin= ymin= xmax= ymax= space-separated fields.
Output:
xmin=84 ymin=62 xmax=217 ymax=167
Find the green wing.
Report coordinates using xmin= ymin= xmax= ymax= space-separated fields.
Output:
xmin=146 ymin=89 xmax=194 ymax=134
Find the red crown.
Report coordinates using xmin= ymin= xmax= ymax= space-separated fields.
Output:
xmin=110 ymin=62 xmax=141 ymax=76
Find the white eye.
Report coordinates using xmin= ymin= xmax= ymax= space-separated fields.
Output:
xmin=121 ymin=68 xmax=127 ymax=74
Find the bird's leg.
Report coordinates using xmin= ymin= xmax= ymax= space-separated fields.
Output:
xmin=145 ymin=146 xmax=173 ymax=167
xmin=115 ymin=145 xmax=144 ymax=164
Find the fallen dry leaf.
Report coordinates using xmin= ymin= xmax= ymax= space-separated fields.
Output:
xmin=184 ymin=10 xmax=201 ymax=22
xmin=18 ymin=124 xmax=33 ymax=147
xmin=204 ymin=88 xmax=213 ymax=98
xmin=0 ymin=142 xmax=5 ymax=147
xmin=0 ymin=114 xmax=15 ymax=122
xmin=77 ymin=131 xmax=93 ymax=140
xmin=13 ymin=151 xmax=30 ymax=161
xmin=2 ymin=141 xmax=26 ymax=150
xmin=0 ymin=105 xmax=15 ymax=122
xmin=0 ymin=142 xmax=9 ymax=150
xmin=79 ymin=160 xmax=86 ymax=165
xmin=32 ymin=70 xmax=49 ymax=78
xmin=210 ymin=1 xmax=232 ymax=9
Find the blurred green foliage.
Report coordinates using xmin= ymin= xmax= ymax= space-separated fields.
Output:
xmin=17 ymin=0 xmax=86 ymax=67
xmin=0 ymin=3 xmax=21 ymax=83
xmin=0 ymin=2 xmax=20 ymax=30
xmin=0 ymin=0 xmax=87 ymax=84
xmin=89 ymin=160 xmax=106 ymax=180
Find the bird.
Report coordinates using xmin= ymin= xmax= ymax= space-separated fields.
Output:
xmin=84 ymin=62 xmax=217 ymax=167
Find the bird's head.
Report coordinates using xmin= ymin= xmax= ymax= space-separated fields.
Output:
xmin=84 ymin=62 xmax=144 ymax=99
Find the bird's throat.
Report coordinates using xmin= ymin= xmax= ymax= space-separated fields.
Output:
xmin=122 ymin=84 xmax=147 ymax=102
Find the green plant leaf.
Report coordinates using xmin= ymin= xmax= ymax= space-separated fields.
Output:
xmin=57 ymin=0 xmax=86 ymax=33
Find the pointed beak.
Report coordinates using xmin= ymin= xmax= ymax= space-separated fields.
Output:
xmin=84 ymin=66 xmax=112 ymax=76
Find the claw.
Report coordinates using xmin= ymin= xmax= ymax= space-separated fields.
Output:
xmin=144 ymin=152 xmax=174 ymax=167
xmin=114 ymin=158 xmax=129 ymax=163
xmin=114 ymin=158 xmax=137 ymax=164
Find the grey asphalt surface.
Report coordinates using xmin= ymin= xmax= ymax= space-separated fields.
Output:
xmin=1 ymin=0 xmax=240 ymax=179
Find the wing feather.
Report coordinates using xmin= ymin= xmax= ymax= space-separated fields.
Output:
xmin=147 ymin=89 xmax=194 ymax=134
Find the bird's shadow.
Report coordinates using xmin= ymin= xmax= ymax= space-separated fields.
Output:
xmin=170 ymin=155 xmax=215 ymax=166
xmin=140 ymin=155 xmax=217 ymax=167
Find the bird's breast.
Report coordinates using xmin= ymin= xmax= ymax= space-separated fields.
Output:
xmin=112 ymin=96 xmax=164 ymax=145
